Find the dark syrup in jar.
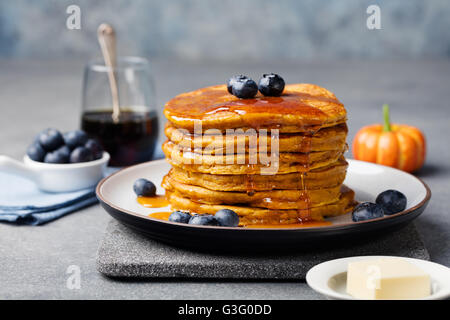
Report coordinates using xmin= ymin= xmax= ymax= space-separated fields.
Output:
xmin=81 ymin=109 xmax=159 ymax=167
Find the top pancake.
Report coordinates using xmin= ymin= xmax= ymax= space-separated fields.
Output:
xmin=164 ymin=83 xmax=347 ymax=133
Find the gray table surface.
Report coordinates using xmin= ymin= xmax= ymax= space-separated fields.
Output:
xmin=0 ymin=58 xmax=449 ymax=300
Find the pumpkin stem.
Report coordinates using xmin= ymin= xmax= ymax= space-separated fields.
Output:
xmin=383 ymin=104 xmax=391 ymax=132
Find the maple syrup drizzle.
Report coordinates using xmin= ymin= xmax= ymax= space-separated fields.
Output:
xmin=166 ymin=88 xmax=336 ymax=120
xmin=137 ymin=195 xmax=169 ymax=208
xmin=148 ymin=211 xmax=172 ymax=220
xmin=295 ymin=127 xmax=320 ymax=222
xmin=245 ymin=163 xmax=256 ymax=196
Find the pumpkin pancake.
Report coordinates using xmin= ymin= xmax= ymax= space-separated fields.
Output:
xmin=167 ymin=157 xmax=348 ymax=192
xmin=163 ymin=140 xmax=346 ymax=174
xmin=165 ymin=123 xmax=348 ymax=153
xmin=161 ymin=82 xmax=354 ymax=225
xmin=164 ymin=84 xmax=347 ymax=133
xmin=163 ymin=174 xmax=342 ymax=209
xmin=165 ymin=186 xmax=356 ymax=225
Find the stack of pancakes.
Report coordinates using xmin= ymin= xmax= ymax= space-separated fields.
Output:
xmin=162 ymin=83 xmax=355 ymax=226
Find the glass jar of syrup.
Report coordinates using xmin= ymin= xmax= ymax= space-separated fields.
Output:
xmin=81 ymin=56 xmax=159 ymax=167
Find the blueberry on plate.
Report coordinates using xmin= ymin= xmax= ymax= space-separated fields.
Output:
xmin=258 ymin=73 xmax=285 ymax=97
xmin=64 ymin=130 xmax=88 ymax=149
xmin=70 ymin=146 xmax=93 ymax=163
xmin=227 ymin=75 xmax=248 ymax=94
xmin=38 ymin=128 xmax=64 ymax=151
xmin=133 ymin=178 xmax=157 ymax=197
xmin=168 ymin=211 xmax=191 ymax=224
xmin=85 ymin=139 xmax=103 ymax=160
xmin=26 ymin=143 xmax=46 ymax=162
xmin=231 ymin=77 xmax=258 ymax=99
xmin=188 ymin=214 xmax=219 ymax=226
xmin=214 ymin=209 xmax=239 ymax=227
xmin=44 ymin=146 xmax=70 ymax=164
xmin=352 ymin=202 xmax=384 ymax=222
xmin=376 ymin=189 xmax=407 ymax=215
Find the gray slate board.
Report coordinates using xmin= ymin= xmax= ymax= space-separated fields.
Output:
xmin=97 ymin=219 xmax=429 ymax=280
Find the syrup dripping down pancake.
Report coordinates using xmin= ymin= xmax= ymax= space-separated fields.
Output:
xmin=162 ymin=174 xmax=342 ymax=210
xmin=163 ymin=140 xmax=346 ymax=175
xmin=167 ymin=158 xmax=348 ymax=192
xmin=165 ymin=123 xmax=348 ymax=153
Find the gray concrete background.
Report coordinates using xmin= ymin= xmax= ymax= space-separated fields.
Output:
xmin=1 ymin=0 xmax=450 ymax=60
xmin=0 ymin=58 xmax=449 ymax=299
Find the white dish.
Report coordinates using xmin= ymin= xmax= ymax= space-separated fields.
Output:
xmin=0 ymin=152 xmax=110 ymax=193
xmin=306 ymin=256 xmax=450 ymax=300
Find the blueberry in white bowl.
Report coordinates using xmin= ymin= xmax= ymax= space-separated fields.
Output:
xmin=85 ymin=139 xmax=103 ymax=160
xmin=352 ymin=202 xmax=384 ymax=222
xmin=214 ymin=209 xmax=239 ymax=227
xmin=70 ymin=146 xmax=94 ymax=163
xmin=26 ymin=129 xmax=104 ymax=164
xmin=188 ymin=214 xmax=219 ymax=226
xmin=44 ymin=145 xmax=71 ymax=164
xmin=376 ymin=189 xmax=407 ymax=215
xmin=133 ymin=178 xmax=156 ymax=197
xmin=56 ymin=145 xmax=72 ymax=159
xmin=64 ymin=130 xmax=88 ymax=150
xmin=26 ymin=143 xmax=46 ymax=162
xmin=38 ymin=128 xmax=64 ymax=151
xmin=169 ymin=211 xmax=191 ymax=224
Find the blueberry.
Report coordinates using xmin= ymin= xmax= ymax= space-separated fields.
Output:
xmin=59 ymin=144 xmax=71 ymax=157
xmin=85 ymin=139 xmax=103 ymax=160
xmin=376 ymin=190 xmax=407 ymax=215
xmin=38 ymin=128 xmax=64 ymax=151
xmin=26 ymin=143 xmax=46 ymax=162
xmin=133 ymin=178 xmax=157 ymax=197
xmin=64 ymin=130 xmax=88 ymax=149
xmin=352 ymin=202 xmax=384 ymax=222
xmin=31 ymin=134 xmax=41 ymax=145
xmin=70 ymin=146 xmax=94 ymax=163
xmin=168 ymin=211 xmax=191 ymax=224
xmin=258 ymin=73 xmax=285 ymax=97
xmin=214 ymin=209 xmax=239 ymax=227
xmin=44 ymin=145 xmax=70 ymax=164
xmin=54 ymin=145 xmax=71 ymax=162
xmin=227 ymin=75 xmax=248 ymax=94
xmin=188 ymin=214 xmax=219 ymax=226
xmin=231 ymin=77 xmax=258 ymax=99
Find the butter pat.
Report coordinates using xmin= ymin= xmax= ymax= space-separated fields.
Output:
xmin=346 ymin=258 xmax=431 ymax=300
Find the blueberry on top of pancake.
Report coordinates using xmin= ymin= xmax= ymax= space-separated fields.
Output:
xmin=258 ymin=73 xmax=285 ymax=97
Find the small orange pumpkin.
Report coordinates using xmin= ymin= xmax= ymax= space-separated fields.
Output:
xmin=352 ymin=104 xmax=426 ymax=173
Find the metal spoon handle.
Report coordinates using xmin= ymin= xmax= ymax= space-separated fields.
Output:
xmin=97 ymin=23 xmax=120 ymax=123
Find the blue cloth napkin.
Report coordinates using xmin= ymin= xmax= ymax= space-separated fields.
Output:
xmin=0 ymin=172 xmax=98 ymax=225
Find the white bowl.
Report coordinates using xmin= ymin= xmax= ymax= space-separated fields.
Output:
xmin=0 ymin=152 xmax=110 ymax=193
